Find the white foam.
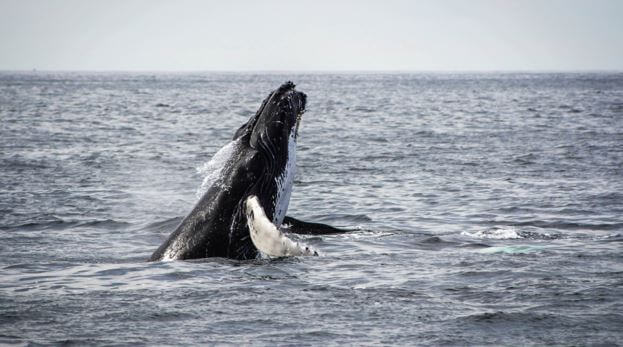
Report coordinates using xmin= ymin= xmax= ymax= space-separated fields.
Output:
xmin=195 ymin=139 xmax=240 ymax=199
xmin=461 ymin=227 xmax=522 ymax=240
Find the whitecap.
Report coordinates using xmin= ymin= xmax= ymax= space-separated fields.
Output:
xmin=461 ymin=226 xmax=522 ymax=240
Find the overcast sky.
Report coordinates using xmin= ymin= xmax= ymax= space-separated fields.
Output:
xmin=1 ymin=0 xmax=622 ymax=71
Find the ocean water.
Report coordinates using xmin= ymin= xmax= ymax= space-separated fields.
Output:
xmin=1 ymin=72 xmax=622 ymax=345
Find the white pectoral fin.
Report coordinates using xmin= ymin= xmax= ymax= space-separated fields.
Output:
xmin=245 ymin=196 xmax=318 ymax=257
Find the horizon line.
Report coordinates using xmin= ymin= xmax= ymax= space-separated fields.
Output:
xmin=1 ymin=69 xmax=622 ymax=74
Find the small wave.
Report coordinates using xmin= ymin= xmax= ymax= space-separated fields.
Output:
xmin=458 ymin=310 xmax=556 ymax=324
xmin=143 ymin=216 xmax=184 ymax=233
xmin=316 ymin=213 xmax=372 ymax=223
xmin=0 ymin=218 xmax=129 ymax=231
xmin=511 ymin=220 xmax=623 ymax=231
xmin=597 ymin=233 xmax=623 ymax=243
xmin=589 ymin=191 xmax=623 ymax=202
xmin=337 ymin=229 xmax=394 ymax=240
xmin=512 ymin=153 xmax=537 ymax=165
xmin=75 ymin=219 xmax=131 ymax=229
xmin=195 ymin=139 xmax=240 ymax=199
xmin=609 ymin=102 xmax=623 ymax=112
xmin=461 ymin=227 xmax=522 ymax=240
xmin=0 ymin=219 xmax=69 ymax=231
xmin=351 ymin=106 xmax=376 ymax=113
xmin=481 ymin=219 xmax=623 ymax=232
xmin=413 ymin=236 xmax=460 ymax=250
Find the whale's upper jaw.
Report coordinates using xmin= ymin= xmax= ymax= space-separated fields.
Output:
xmin=234 ymin=81 xmax=306 ymax=147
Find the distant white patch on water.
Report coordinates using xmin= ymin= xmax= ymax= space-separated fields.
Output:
xmin=478 ymin=245 xmax=546 ymax=254
xmin=195 ymin=139 xmax=240 ymax=199
xmin=461 ymin=226 xmax=522 ymax=240
xmin=337 ymin=229 xmax=393 ymax=239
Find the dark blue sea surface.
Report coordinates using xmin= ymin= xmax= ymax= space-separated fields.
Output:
xmin=1 ymin=72 xmax=622 ymax=345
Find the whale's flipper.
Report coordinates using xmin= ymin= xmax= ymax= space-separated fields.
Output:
xmin=245 ymin=196 xmax=317 ymax=257
xmin=282 ymin=216 xmax=350 ymax=235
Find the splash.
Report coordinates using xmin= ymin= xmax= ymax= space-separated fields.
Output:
xmin=461 ymin=226 xmax=522 ymax=240
xmin=195 ymin=139 xmax=240 ymax=199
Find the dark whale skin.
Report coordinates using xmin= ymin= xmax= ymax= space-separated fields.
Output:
xmin=150 ymin=82 xmax=306 ymax=261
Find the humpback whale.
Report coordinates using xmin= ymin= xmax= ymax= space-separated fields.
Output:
xmin=150 ymin=82 xmax=341 ymax=261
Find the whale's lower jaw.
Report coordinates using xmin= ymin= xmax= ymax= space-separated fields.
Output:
xmin=245 ymin=195 xmax=317 ymax=257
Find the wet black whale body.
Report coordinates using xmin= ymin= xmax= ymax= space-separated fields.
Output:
xmin=150 ymin=82 xmax=341 ymax=261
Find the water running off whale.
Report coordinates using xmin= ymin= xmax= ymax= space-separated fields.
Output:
xmin=150 ymin=82 xmax=343 ymax=261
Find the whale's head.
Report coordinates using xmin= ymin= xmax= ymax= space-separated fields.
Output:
xmin=234 ymin=81 xmax=306 ymax=148
xmin=231 ymin=81 xmax=306 ymax=233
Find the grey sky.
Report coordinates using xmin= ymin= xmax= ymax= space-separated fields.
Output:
xmin=1 ymin=0 xmax=622 ymax=71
